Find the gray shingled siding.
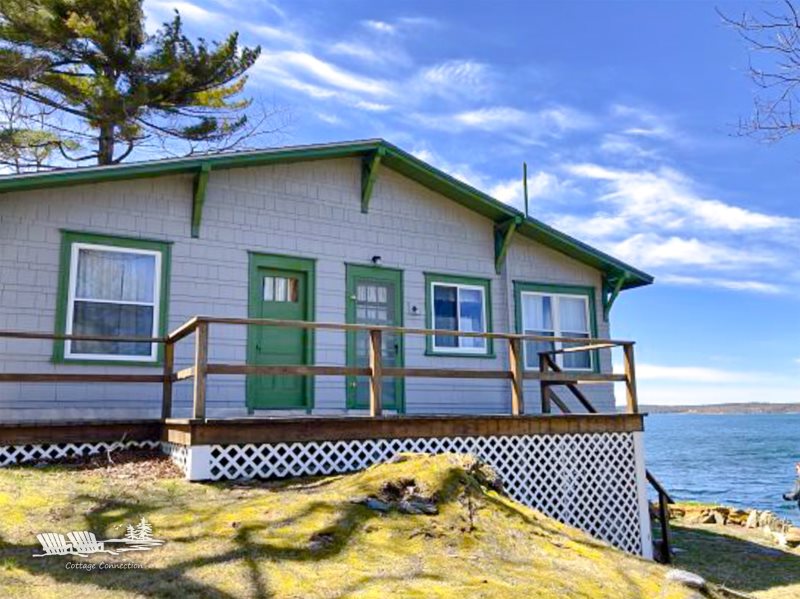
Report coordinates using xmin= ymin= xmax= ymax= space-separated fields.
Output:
xmin=0 ymin=157 xmax=616 ymax=421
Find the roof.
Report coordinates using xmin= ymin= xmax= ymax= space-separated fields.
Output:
xmin=0 ymin=138 xmax=653 ymax=289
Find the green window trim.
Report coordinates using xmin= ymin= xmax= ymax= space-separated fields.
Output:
xmin=424 ymin=272 xmax=494 ymax=358
xmin=513 ymin=281 xmax=599 ymax=373
xmin=53 ymin=230 xmax=172 ymax=366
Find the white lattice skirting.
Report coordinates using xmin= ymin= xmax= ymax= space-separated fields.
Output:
xmin=0 ymin=439 xmax=160 ymax=467
xmin=161 ymin=441 xmax=189 ymax=475
xmin=205 ymin=432 xmax=649 ymax=556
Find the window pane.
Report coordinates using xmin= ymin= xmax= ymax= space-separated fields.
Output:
xmin=563 ymin=333 xmax=591 ymax=369
xmin=287 ymin=278 xmax=299 ymax=302
xmin=274 ymin=277 xmax=287 ymax=302
xmin=459 ymin=288 xmax=486 ymax=349
xmin=522 ymin=295 xmax=553 ymax=332
xmin=524 ymin=330 xmax=554 ymax=369
xmin=263 ymin=276 xmax=274 ymax=301
xmin=76 ymin=249 xmax=155 ymax=303
xmin=433 ymin=284 xmax=458 ymax=347
xmin=560 ymin=297 xmax=588 ymax=333
xmin=71 ymin=302 xmax=154 ymax=356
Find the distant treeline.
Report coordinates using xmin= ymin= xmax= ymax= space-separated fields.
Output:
xmin=634 ymin=403 xmax=800 ymax=415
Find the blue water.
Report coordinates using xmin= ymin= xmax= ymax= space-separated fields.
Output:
xmin=644 ymin=413 xmax=800 ymax=524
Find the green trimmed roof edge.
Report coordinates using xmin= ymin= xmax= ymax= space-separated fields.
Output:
xmin=0 ymin=138 xmax=653 ymax=290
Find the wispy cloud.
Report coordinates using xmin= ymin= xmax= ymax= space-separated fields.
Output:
xmin=637 ymin=363 xmax=764 ymax=384
xmin=414 ymin=60 xmax=493 ymax=99
xmin=621 ymin=362 xmax=800 ymax=405
xmin=659 ymin=274 xmax=785 ymax=295
xmin=362 ymin=20 xmax=396 ymax=34
xmin=564 ymin=163 xmax=795 ymax=233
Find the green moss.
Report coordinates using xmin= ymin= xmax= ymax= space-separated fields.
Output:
xmin=0 ymin=454 xmax=726 ymax=598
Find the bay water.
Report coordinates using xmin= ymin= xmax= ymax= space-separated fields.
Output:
xmin=644 ymin=413 xmax=800 ymax=524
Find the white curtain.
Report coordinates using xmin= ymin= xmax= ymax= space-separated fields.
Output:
xmin=76 ymin=249 xmax=155 ymax=302
xmin=559 ymin=297 xmax=588 ymax=333
xmin=523 ymin=295 xmax=553 ymax=331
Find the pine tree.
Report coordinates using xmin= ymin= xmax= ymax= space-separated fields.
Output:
xmin=0 ymin=0 xmax=265 ymax=166
xmin=134 ymin=517 xmax=153 ymax=540
xmin=124 ymin=524 xmax=137 ymax=540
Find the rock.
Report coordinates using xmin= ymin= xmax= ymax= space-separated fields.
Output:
xmin=745 ymin=510 xmax=759 ymax=528
xmin=758 ymin=511 xmax=780 ymax=528
xmin=362 ymin=498 xmax=391 ymax=512
xmin=785 ymin=527 xmax=800 ymax=547
xmin=727 ymin=509 xmax=749 ymax=526
xmin=398 ymin=499 xmax=438 ymax=515
xmin=711 ymin=508 xmax=728 ymax=525
xmin=666 ymin=569 xmax=707 ymax=591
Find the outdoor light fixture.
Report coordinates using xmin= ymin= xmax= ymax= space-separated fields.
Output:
xmin=371 ymin=255 xmax=382 ymax=265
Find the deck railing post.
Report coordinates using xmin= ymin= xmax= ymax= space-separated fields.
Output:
xmin=368 ymin=328 xmax=383 ymax=417
xmin=161 ymin=338 xmax=174 ymax=419
xmin=539 ymin=353 xmax=551 ymax=414
xmin=623 ymin=342 xmax=639 ymax=414
xmin=509 ymin=338 xmax=524 ymax=415
xmin=193 ymin=321 xmax=209 ymax=420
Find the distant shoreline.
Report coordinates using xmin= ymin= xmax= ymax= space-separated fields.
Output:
xmin=635 ymin=402 xmax=800 ymax=415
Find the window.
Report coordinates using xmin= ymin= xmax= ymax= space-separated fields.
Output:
xmin=516 ymin=283 xmax=596 ymax=371
xmin=55 ymin=232 xmax=170 ymax=363
xmin=263 ymin=276 xmax=299 ymax=302
xmin=425 ymin=274 xmax=493 ymax=356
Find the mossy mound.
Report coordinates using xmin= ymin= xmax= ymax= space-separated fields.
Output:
xmin=0 ymin=451 xmax=728 ymax=598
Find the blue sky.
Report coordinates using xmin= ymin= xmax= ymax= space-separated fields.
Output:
xmin=144 ymin=0 xmax=800 ymax=405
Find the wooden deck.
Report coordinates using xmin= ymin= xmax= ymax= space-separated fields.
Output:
xmin=0 ymin=413 xmax=644 ymax=447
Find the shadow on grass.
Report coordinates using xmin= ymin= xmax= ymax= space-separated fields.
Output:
xmin=672 ymin=523 xmax=800 ymax=594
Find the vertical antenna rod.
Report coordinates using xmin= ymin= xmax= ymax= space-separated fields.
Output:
xmin=523 ymin=161 xmax=529 ymax=218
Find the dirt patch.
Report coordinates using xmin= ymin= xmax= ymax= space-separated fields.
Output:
xmin=17 ymin=448 xmax=182 ymax=480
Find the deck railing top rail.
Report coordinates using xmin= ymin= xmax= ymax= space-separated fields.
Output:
xmin=176 ymin=315 xmax=635 ymax=346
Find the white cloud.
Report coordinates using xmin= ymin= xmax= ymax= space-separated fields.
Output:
xmin=607 ymin=233 xmax=776 ymax=269
xmin=637 ymin=364 xmax=764 ymax=384
xmin=610 ymin=104 xmax=674 ymax=140
xmin=259 ymin=51 xmax=391 ymax=96
xmin=362 ymin=20 xmax=396 ymax=34
xmin=354 ymin=100 xmax=392 ymax=112
xmin=414 ymin=105 xmax=594 ymax=140
xmin=415 ymin=60 xmax=492 ymax=98
xmin=489 ymin=171 xmax=576 ymax=209
xmin=565 ymin=163 xmax=795 ymax=233
xmin=454 ymin=106 xmax=528 ymax=128
xmin=659 ymin=274 xmax=785 ymax=295
xmin=146 ymin=0 xmax=216 ymax=23
xmin=619 ymin=363 xmax=800 ymax=406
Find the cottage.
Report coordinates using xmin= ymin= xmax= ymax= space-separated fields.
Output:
xmin=0 ymin=139 xmax=664 ymax=558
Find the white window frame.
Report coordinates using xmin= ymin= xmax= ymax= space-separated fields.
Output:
xmin=64 ymin=242 xmax=162 ymax=362
xmin=520 ymin=291 xmax=593 ymax=371
xmin=429 ymin=281 xmax=488 ymax=355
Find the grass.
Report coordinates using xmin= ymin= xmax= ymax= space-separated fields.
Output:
xmin=0 ymin=451 xmax=726 ymax=598
xmin=672 ymin=521 xmax=800 ymax=599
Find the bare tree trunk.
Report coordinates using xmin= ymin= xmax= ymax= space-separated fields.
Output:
xmin=98 ymin=123 xmax=115 ymax=165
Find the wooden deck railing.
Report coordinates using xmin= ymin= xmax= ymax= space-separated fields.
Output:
xmin=163 ymin=316 xmax=638 ymax=420
xmin=0 ymin=316 xmax=640 ymax=421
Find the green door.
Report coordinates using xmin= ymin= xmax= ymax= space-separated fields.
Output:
xmin=346 ymin=265 xmax=404 ymax=411
xmin=247 ymin=255 xmax=314 ymax=410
